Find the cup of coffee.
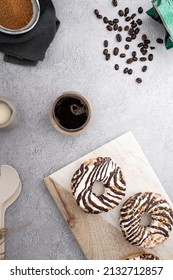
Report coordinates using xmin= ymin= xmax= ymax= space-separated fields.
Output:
xmin=50 ymin=92 xmax=92 ymax=134
xmin=0 ymin=97 xmax=17 ymax=131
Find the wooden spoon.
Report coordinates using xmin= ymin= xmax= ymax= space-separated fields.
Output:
xmin=0 ymin=165 xmax=22 ymax=260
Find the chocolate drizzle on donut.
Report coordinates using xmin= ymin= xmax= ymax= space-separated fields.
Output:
xmin=71 ymin=157 xmax=126 ymax=214
xmin=126 ymin=253 xmax=160 ymax=260
xmin=120 ymin=192 xmax=173 ymax=248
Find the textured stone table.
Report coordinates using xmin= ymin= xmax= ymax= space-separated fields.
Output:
xmin=0 ymin=0 xmax=173 ymax=260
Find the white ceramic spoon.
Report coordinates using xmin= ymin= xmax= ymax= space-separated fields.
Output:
xmin=0 ymin=165 xmax=22 ymax=260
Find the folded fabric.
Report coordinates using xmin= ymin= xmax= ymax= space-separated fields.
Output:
xmin=0 ymin=0 xmax=60 ymax=66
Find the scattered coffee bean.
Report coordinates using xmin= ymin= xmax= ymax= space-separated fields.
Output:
xmin=131 ymin=13 xmax=136 ymax=19
xmin=94 ymin=9 xmax=99 ymax=16
xmin=116 ymin=34 xmax=122 ymax=42
xmin=142 ymin=50 xmax=148 ymax=55
xmin=133 ymin=57 xmax=138 ymax=61
xmin=131 ymin=20 xmax=135 ymax=25
xmin=140 ymin=57 xmax=147 ymax=61
xmin=143 ymin=44 xmax=149 ymax=49
xmin=107 ymin=25 xmax=113 ymax=31
xmin=137 ymin=19 xmax=142 ymax=25
xmin=103 ymin=49 xmax=108 ymax=55
xmin=148 ymin=54 xmax=154 ymax=61
xmin=138 ymin=7 xmax=143 ymax=14
xmin=135 ymin=27 xmax=140 ymax=34
xmin=126 ymin=37 xmax=132 ymax=42
xmin=132 ymin=51 xmax=136 ymax=57
xmin=97 ymin=14 xmax=103 ymax=19
xmin=106 ymin=54 xmax=111 ymax=60
xmin=150 ymin=46 xmax=155 ymax=50
xmin=114 ymin=64 xmax=119 ymax=70
xmin=124 ymin=25 xmax=129 ymax=31
xmin=104 ymin=40 xmax=108 ymax=48
xmin=144 ymin=39 xmax=151 ymax=45
xmin=138 ymin=42 xmax=143 ymax=47
xmin=136 ymin=78 xmax=142 ymax=83
xmin=142 ymin=34 xmax=147 ymax=41
xmin=114 ymin=24 xmax=118 ymax=31
xmin=125 ymin=16 xmax=131 ymax=22
xmin=142 ymin=66 xmax=147 ymax=72
xmin=128 ymin=69 xmax=133 ymax=75
xmin=126 ymin=58 xmax=133 ymax=64
xmin=120 ymin=53 xmax=126 ymax=58
xmin=118 ymin=10 xmax=124 ymax=16
xmin=140 ymin=47 xmax=145 ymax=53
xmin=113 ymin=18 xmax=119 ymax=24
xmin=131 ymin=34 xmax=136 ymax=40
xmin=124 ymin=7 xmax=129 ymax=15
xmin=156 ymin=38 xmax=164 ymax=44
xmin=125 ymin=44 xmax=130 ymax=50
xmin=103 ymin=17 xmax=109 ymax=24
xmin=113 ymin=47 xmax=119 ymax=55
xmin=132 ymin=23 xmax=137 ymax=28
xmin=128 ymin=28 xmax=135 ymax=35
xmin=124 ymin=67 xmax=129 ymax=74
xmin=112 ymin=0 xmax=118 ymax=7
xmin=109 ymin=20 xmax=114 ymax=26
xmin=118 ymin=26 xmax=123 ymax=32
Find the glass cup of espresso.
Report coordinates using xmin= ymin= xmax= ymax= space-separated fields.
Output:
xmin=50 ymin=92 xmax=92 ymax=134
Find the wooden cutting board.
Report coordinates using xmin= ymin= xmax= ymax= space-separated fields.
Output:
xmin=44 ymin=131 xmax=173 ymax=260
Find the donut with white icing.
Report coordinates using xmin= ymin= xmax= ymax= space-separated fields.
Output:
xmin=120 ymin=192 xmax=173 ymax=248
xmin=71 ymin=157 xmax=126 ymax=214
xmin=125 ymin=252 xmax=160 ymax=260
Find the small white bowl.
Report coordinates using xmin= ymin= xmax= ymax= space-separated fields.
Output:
xmin=0 ymin=0 xmax=40 ymax=35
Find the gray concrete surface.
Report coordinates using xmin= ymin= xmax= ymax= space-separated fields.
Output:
xmin=1 ymin=0 xmax=173 ymax=260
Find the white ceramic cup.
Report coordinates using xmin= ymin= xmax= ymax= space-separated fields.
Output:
xmin=0 ymin=97 xmax=17 ymax=131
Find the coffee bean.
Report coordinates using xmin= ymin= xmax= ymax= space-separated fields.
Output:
xmin=132 ymin=51 xmax=136 ymax=57
xmin=136 ymin=78 xmax=142 ymax=83
xmin=140 ymin=57 xmax=147 ymax=61
xmin=104 ymin=40 xmax=108 ymax=48
xmin=150 ymin=46 xmax=155 ymax=50
xmin=138 ymin=7 xmax=143 ymax=14
xmin=142 ymin=34 xmax=147 ymax=41
xmin=113 ymin=18 xmax=119 ymax=24
xmin=114 ymin=24 xmax=118 ymax=31
xmin=97 ymin=14 xmax=103 ymax=19
xmin=148 ymin=54 xmax=154 ymax=61
xmin=120 ymin=53 xmax=126 ymax=58
xmin=125 ymin=44 xmax=130 ymax=50
xmin=128 ymin=69 xmax=133 ymax=75
xmin=131 ymin=13 xmax=136 ymax=19
xmin=116 ymin=34 xmax=122 ymax=42
xmin=143 ymin=44 xmax=149 ymax=49
xmin=118 ymin=26 xmax=123 ymax=32
xmin=144 ymin=39 xmax=151 ymax=45
xmin=126 ymin=37 xmax=132 ymax=42
xmin=107 ymin=25 xmax=113 ymax=31
xmin=113 ymin=47 xmax=119 ymax=55
xmin=137 ymin=19 xmax=142 ymax=25
xmin=103 ymin=49 xmax=108 ymax=55
xmin=131 ymin=34 xmax=136 ymax=40
xmin=124 ymin=25 xmax=129 ymax=31
xmin=138 ymin=42 xmax=143 ymax=47
xmin=133 ymin=57 xmax=138 ymax=61
xmin=124 ymin=7 xmax=129 ymax=15
xmin=106 ymin=54 xmax=111 ymax=60
xmin=109 ymin=20 xmax=114 ymax=26
xmin=112 ymin=0 xmax=118 ymax=7
xmin=114 ymin=64 xmax=119 ymax=70
xmin=128 ymin=28 xmax=135 ymax=35
xmin=94 ymin=9 xmax=99 ymax=16
xmin=126 ymin=58 xmax=133 ymax=64
xmin=125 ymin=16 xmax=131 ymax=22
xmin=118 ymin=10 xmax=124 ymax=16
xmin=132 ymin=23 xmax=137 ymax=28
xmin=103 ymin=17 xmax=109 ymax=24
xmin=156 ymin=38 xmax=164 ymax=44
xmin=130 ymin=20 xmax=135 ymax=25
xmin=142 ymin=66 xmax=147 ymax=72
xmin=142 ymin=50 xmax=148 ymax=55
xmin=124 ymin=67 xmax=129 ymax=74
xmin=140 ymin=47 xmax=145 ymax=53
xmin=135 ymin=27 xmax=140 ymax=34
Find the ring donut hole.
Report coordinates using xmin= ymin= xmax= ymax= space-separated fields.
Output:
xmin=140 ymin=213 xmax=152 ymax=227
xmin=92 ymin=181 xmax=105 ymax=196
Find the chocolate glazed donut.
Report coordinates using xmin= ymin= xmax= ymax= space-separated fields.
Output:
xmin=125 ymin=252 xmax=160 ymax=260
xmin=71 ymin=157 xmax=126 ymax=214
xmin=120 ymin=192 xmax=173 ymax=248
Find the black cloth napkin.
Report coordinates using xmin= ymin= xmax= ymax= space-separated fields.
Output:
xmin=0 ymin=0 xmax=60 ymax=66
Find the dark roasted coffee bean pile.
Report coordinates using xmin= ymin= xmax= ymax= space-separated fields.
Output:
xmin=94 ymin=3 xmax=164 ymax=84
